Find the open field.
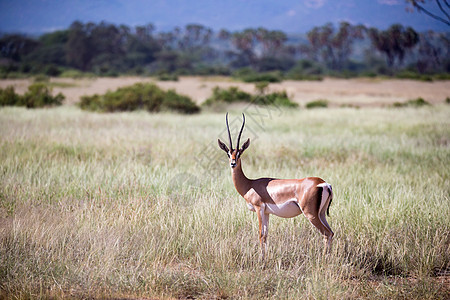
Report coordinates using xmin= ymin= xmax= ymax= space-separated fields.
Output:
xmin=1 ymin=76 xmax=450 ymax=107
xmin=0 ymin=77 xmax=449 ymax=298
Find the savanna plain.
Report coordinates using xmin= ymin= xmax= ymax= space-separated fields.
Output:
xmin=0 ymin=77 xmax=449 ymax=299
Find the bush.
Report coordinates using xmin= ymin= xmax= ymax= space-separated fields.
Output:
xmin=306 ymin=99 xmax=329 ymax=109
xmin=203 ymin=86 xmax=297 ymax=108
xmin=79 ymin=83 xmax=199 ymax=114
xmin=158 ymin=73 xmax=179 ymax=81
xmin=22 ymin=83 xmax=65 ymax=108
xmin=0 ymin=86 xmax=21 ymax=106
xmin=44 ymin=64 xmax=62 ymax=76
xmin=233 ymin=68 xmax=282 ymax=83
xmin=203 ymin=86 xmax=252 ymax=106
xmin=162 ymin=89 xmax=200 ymax=113
xmin=392 ymin=97 xmax=431 ymax=108
xmin=79 ymin=94 xmax=102 ymax=112
xmin=59 ymin=69 xmax=96 ymax=79
xmin=241 ymin=72 xmax=282 ymax=83
xmin=0 ymin=84 xmax=64 ymax=108
xmin=395 ymin=71 xmax=433 ymax=82
xmin=33 ymin=74 xmax=50 ymax=82
xmin=253 ymin=90 xmax=298 ymax=108
xmin=286 ymin=60 xmax=324 ymax=81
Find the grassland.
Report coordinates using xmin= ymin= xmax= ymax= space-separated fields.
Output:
xmin=0 ymin=102 xmax=449 ymax=298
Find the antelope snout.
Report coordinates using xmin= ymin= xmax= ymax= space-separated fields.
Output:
xmin=230 ymin=160 xmax=237 ymax=168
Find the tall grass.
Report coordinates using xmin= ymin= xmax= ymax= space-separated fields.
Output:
xmin=0 ymin=106 xmax=449 ymax=299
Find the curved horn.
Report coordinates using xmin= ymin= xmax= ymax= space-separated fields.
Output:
xmin=226 ymin=112 xmax=233 ymax=150
xmin=236 ymin=113 xmax=245 ymax=150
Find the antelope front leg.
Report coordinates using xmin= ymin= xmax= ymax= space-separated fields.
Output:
xmin=255 ymin=205 xmax=269 ymax=261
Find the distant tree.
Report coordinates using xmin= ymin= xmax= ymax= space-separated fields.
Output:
xmin=66 ymin=21 xmax=94 ymax=70
xmin=156 ymin=31 xmax=176 ymax=50
xmin=368 ymin=24 xmax=419 ymax=67
xmin=126 ymin=24 xmax=160 ymax=68
xmin=218 ymin=29 xmax=231 ymax=40
xmin=405 ymin=0 xmax=450 ymax=26
xmin=255 ymin=28 xmax=287 ymax=57
xmin=415 ymin=30 xmax=450 ymax=72
xmin=229 ymin=27 xmax=292 ymax=70
xmin=304 ymin=22 xmax=365 ymax=70
xmin=230 ymin=29 xmax=258 ymax=67
xmin=178 ymin=24 xmax=213 ymax=50
xmin=25 ymin=30 xmax=69 ymax=67
xmin=0 ymin=34 xmax=39 ymax=61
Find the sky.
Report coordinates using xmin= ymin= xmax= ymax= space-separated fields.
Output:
xmin=0 ymin=0 xmax=448 ymax=35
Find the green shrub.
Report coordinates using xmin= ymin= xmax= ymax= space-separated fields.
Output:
xmin=395 ymin=71 xmax=433 ymax=82
xmin=254 ymin=90 xmax=298 ymax=108
xmin=33 ymin=74 xmax=50 ymax=82
xmin=0 ymin=84 xmax=64 ymax=108
xmin=286 ymin=59 xmax=324 ymax=81
xmin=59 ymin=69 xmax=96 ymax=79
xmin=392 ymin=97 xmax=431 ymax=108
xmin=44 ymin=64 xmax=62 ymax=76
xmin=445 ymin=97 xmax=450 ymax=104
xmin=241 ymin=72 xmax=282 ymax=83
xmin=0 ymin=86 xmax=21 ymax=106
xmin=306 ymin=99 xmax=329 ymax=109
xmin=158 ymin=73 xmax=179 ymax=81
xmin=203 ymin=86 xmax=252 ymax=106
xmin=233 ymin=69 xmax=282 ymax=83
xmin=254 ymin=81 xmax=269 ymax=94
xmin=162 ymin=89 xmax=200 ymax=114
xmin=79 ymin=83 xmax=199 ymax=114
xmin=22 ymin=83 xmax=65 ymax=108
xmin=286 ymin=74 xmax=323 ymax=81
xmin=102 ymin=83 xmax=165 ymax=112
xmin=433 ymin=73 xmax=450 ymax=80
xmin=79 ymin=94 xmax=102 ymax=112
xmin=203 ymin=86 xmax=297 ymax=108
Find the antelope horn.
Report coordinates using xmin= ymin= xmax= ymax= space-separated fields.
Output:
xmin=236 ymin=113 xmax=245 ymax=150
xmin=226 ymin=112 xmax=233 ymax=150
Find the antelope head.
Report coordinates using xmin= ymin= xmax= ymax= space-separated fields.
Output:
xmin=218 ymin=113 xmax=250 ymax=168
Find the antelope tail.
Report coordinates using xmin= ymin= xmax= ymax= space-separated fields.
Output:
xmin=317 ymin=182 xmax=333 ymax=217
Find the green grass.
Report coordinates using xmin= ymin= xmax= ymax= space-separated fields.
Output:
xmin=0 ymin=106 xmax=449 ymax=299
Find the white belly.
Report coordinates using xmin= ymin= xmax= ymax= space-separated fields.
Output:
xmin=265 ymin=199 xmax=302 ymax=218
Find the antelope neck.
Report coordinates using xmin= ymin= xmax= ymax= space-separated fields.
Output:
xmin=231 ymin=161 xmax=252 ymax=197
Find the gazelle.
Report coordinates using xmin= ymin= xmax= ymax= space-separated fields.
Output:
xmin=218 ymin=113 xmax=334 ymax=260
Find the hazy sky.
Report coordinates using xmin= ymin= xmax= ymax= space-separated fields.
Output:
xmin=0 ymin=0 xmax=448 ymax=34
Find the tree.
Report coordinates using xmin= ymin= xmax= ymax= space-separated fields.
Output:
xmin=304 ymin=22 xmax=365 ymax=70
xmin=126 ymin=24 xmax=160 ymax=68
xmin=0 ymin=34 xmax=39 ymax=62
xmin=177 ymin=24 xmax=213 ymax=50
xmin=415 ymin=30 xmax=450 ymax=72
xmin=26 ymin=30 xmax=69 ymax=66
xmin=66 ymin=21 xmax=94 ymax=70
xmin=368 ymin=24 xmax=419 ymax=68
xmin=406 ymin=0 xmax=450 ymax=26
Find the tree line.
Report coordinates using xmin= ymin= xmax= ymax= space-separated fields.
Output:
xmin=0 ymin=21 xmax=449 ymax=79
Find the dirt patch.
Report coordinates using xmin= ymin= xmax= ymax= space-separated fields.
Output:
xmin=1 ymin=76 xmax=449 ymax=107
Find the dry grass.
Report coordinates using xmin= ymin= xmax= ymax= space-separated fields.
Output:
xmin=0 ymin=103 xmax=449 ymax=299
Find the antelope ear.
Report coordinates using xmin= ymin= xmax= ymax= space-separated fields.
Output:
xmin=218 ymin=139 xmax=230 ymax=153
xmin=240 ymin=138 xmax=250 ymax=153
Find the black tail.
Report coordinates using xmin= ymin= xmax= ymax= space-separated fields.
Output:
xmin=326 ymin=185 xmax=333 ymax=216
